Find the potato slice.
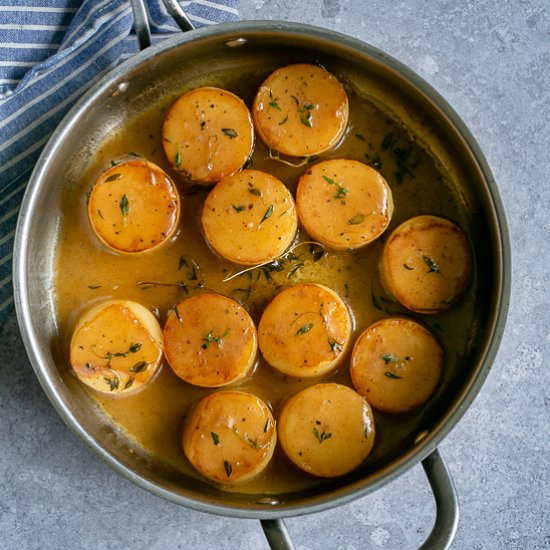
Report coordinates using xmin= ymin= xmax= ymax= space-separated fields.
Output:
xmin=182 ymin=391 xmax=277 ymax=483
xmin=162 ymin=86 xmax=254 ymax=184
xmin=201 ymin=169 xmax=298 ymax=265
xmin=258 ymin=283 xmax=352 ymax=378
xmin=70 ymin=300 xmax=163 ymax=395
xmin=87 ymin=157 xmax=180 ymax=254
xmin=163 ymin=293 xmax=257 ymax=388
xmin=379 ymin=215 xmax=472 ymax=313
xmin=296 ymin=159 xmax=394 ymax=250
xmin=350 ymin=317 xmax=443 ymax=413
xmin=278 ymin=383 xmax=375 ymax=478
xmin=252 ymin=63 xmax=349 ymax=157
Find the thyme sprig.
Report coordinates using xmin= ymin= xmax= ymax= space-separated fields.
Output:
xmin=222 ymin=241 xmax=325 ymax=282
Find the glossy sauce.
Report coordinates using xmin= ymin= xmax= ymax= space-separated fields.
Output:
xmin=54 ymin=66 xmax=476 ymax=495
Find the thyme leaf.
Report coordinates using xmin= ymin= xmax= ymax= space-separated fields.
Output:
xmin=105 ymin=172 xmax=122 ymax=183
xmin=295 ymin=323 xmax=314 ymax=336
xmin=119 ymin=194 xmax=129 ymax=218
xmin=313 ymin=427 xmax=332 ymax=443
xmin=222 ymin=128 xmax=238 ymax=139
xmin=384 ymin=371 xmax=403 ymax=379
xmin=348 ymin=213 xmax=366 ymax=225
xmin=211 ymin=432 xmax=220 ymax=446
xmin=259 ymin=204 xmax=273 ymax=225
xmin=381 ymin=353 xmax=399 ymax=364
xmin=423 ymin=255 xmax=440 ymax=273
xmin=328 ymin=338 xmax=343 ymax=353
xmin=224 ymin=460 xmax=233 ymax=477
xmin=129 ymin=361 xmax=147 ymax=373
xmin=104 ymin=376 xmax=119 ymax=391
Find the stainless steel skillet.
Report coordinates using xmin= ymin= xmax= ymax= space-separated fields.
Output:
xmin=13 ymin=1 xmax=511 ymax=548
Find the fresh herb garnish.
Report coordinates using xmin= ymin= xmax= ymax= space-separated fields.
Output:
xmin=384 ymin=371 xmax=403 ymax=379
xmin=306 ymin=243 xmax=323 ymax=263
xmin=328 ymin=338 xmax=343 ymax=353
xmin=313 ymin=427 xmax=332 ymax=443
xmin=295 ymin=323 xmax=314 ymax=336
xmin=104 ymin=376 xmax=119 ymax=391
xmin=348 ymin=213 xmax=366 ymax=225
xmin=104 ymin=343 xmax=141 ymax=361
xmin=211 ymin=432 xmax=220 ymax=446
xmin=232 ymin=204 xmax=246 ymax=213
xmin=404 ymin=263 xmax=414 ymax=270
xmin=382 ymin=132 xmax=397 ymax=150
xmin=222 ymin=128 xmax=238 ymax=139
xmin=119 ymin=194 xmax=129 ymax=218
xmin=259 ymin=204 xmax=273 ymax=225
xmin=129 ymin=361 xmax=147 ymax=374
xmin=105 ymin=172 xmax=122 ymax=182
xmin=322 ymin=175 xmax=348 ymax=199
xmin=124 ymin=377 xmax=134 ymax=389
xmin=278 ymin=114 xmax=288 ymax=125
xmin=268 ymin=89 xmax=281 ymax=111
xmin=381 ymin=353 xmax=399 ymax=364
xmin=201 ymin=330 xmax=228 ymax=349
xmin=248 ymin=187 xmax=262 ymax=197
xmin=224 ymin=460 xmax=233 ymax=477
xmin=423 ymin=255 xmax=440 ymax=273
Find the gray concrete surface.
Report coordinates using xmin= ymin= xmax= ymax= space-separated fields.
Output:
xmin=1 ymin=1 xmax=549 ymax=549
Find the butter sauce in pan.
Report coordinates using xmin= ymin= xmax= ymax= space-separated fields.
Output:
xmin=55 ymin=62 xmax=475 ymax=495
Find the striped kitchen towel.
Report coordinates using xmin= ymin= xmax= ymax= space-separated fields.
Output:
xmin=0 ymin=0 xmax=239 ymax=327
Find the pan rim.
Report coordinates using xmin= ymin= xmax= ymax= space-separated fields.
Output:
xmin=13 ymin=19 xmax=511 ymax=519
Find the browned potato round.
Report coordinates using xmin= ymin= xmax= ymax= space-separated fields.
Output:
xmin=182 ymin=391 xmax=277 ymax=483
xmin=163 ymin=293 xmax=257 ymax=388
xmin=201 ymin=169 xmax=298 ymax=265
xmin=87 ymin=158 xmax=180 ymax=254
xmin=258 ymin=283 xmax=352 ymax=378
xmin=70 ymin=300 xmax=163 ymax=395
xmin=278 ymin=383 xmax=375 ymax=477
xmin=350 ymin=317 xmax=443 ymax=413
xmin=252 ymin=64 xmax=349 ymax=157
xmin=296 ymin=159 xmax=394 ymax=250
xmin=162 ymin=86 xmax=254 ymax=184
xmin=379 ymin=215 xmax=472 ymax=313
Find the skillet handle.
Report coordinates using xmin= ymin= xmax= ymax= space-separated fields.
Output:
xmin=259 ymin=448 xmax=459 ymax=550
xmin=130 ymin=0 xmax=195 ymax=51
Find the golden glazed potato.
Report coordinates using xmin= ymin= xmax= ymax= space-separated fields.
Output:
xmin=201 ymin=169 xmax=298 ymax=265
xmin=258 ymin=283 xmax=352 ymax=378
xmin=162 ymin=86 xmax=254 ymax=184
xmin=163 ymin=293 xmax=257 ymax=388
xmin=70 ymin=300 xmax=163 ymax=395
xmin=252 ymin=63 xmax=349 ymax=157
xmin=379 ymin=215 xmax=472 ymax=313
xmin=296 ymin=159 xmax=394 ymax=250
xmin=278 ymin=383 xmax=375 ymax=477
xmin=182 ymin=391 xmax=277 ymax=483
xmin=87 ymin=158 xmax=180 ymax=254
xmin=350 ymin=317 xmax=443 ymax=413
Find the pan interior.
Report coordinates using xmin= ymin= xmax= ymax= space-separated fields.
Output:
xmin=18 ymin=27 xmax=503 ymax=516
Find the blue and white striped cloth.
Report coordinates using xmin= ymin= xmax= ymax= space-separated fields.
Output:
xmin=0 ymin=0 xmax=239 ymax=326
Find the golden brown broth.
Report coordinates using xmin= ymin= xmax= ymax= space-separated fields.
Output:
xmin=54 ymin=69 xmax=475 ymax=495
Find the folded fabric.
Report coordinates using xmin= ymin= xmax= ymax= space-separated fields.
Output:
xmin=0 ymin=0 xmax=239 ymax=327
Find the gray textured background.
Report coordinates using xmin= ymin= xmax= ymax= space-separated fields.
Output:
xmin=1 ymin=1 xmax=549 ymax=549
